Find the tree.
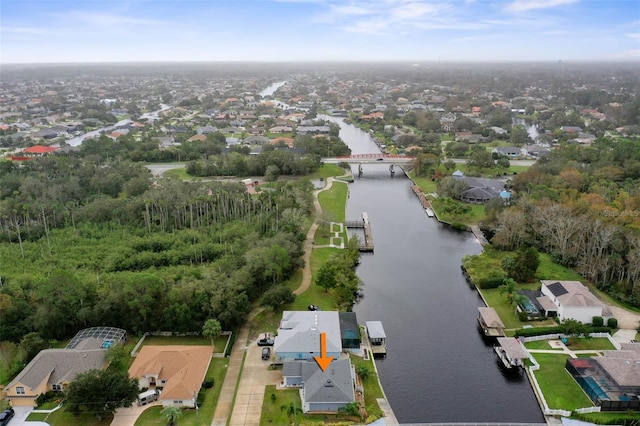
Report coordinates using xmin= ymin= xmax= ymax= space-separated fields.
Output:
xmin=65 ymin=369 xmax=139 ymax=420
xmin=356 ymin=364 xmax=371 ymax=381
xmin=468 ymin=149 xmax=494 ymax=169
xmin=338 ymin=402 xmax=363 ymax=420
xmin=315 ymin=260 xmax=338 ymax=292
xmin=202 ymin=318 xmax=222 ymax=348
xmin=501 ymin=246 xmax=540 ymax=282
xmin=280 ymin=401 xmax=303 ymax=424
xmin=264 ymin=165 xmax=281 ymax=182
xmin=510 ymin=125 xmax=530 ymax=146
xmin=161 ymin=406 xmax=182 ymax=426
xmin=261 ymin=285 xmax=296 ymax=310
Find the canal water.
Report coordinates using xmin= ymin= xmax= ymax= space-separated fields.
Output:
xmin=262 ymin=84 xmax=545 ymax=423
xmin=325 ymin=115 xmax=545 ymax=423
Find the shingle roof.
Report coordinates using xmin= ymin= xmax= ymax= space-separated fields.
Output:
xmin=302 ymin=358 xmax=355 ymax=402
xmin=477 ymin=307 xmax=505 ymax=329
xmin=275 ymin=311 xmax=342 ymax=354
xmin=6 ymin=349 xmax=106 ymax=390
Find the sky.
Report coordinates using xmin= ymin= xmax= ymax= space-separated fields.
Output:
xmin=1 ymin=0 xmax=639 ymax=64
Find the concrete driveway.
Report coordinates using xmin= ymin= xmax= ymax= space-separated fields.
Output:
xmin=111 ymin=400 xmax=161 ymax=426
xmin=228 ymin=340 xmax=281 ymax=426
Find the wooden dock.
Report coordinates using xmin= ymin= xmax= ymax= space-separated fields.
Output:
xmin=345 ymin=212 xmax=374 ymax=252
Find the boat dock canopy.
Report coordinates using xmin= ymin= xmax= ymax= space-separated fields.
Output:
xmin=496 ymin=337 xmax=529 ymax=360
xmin=366 ymin=321 xmax=386 ymax=339
xmin=478 ymin=307 xmax=505 ymax=336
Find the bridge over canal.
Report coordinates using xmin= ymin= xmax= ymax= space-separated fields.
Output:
xmin=321 ymin=153 xmax=415 ymax=164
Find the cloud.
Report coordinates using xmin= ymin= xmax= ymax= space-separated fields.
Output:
xmin=64 ymin=11 xmax=165 ymax=28
xmin=627 ymin=33 xmax=640 ymax=40
xmin=318 ymin=0 xmax=463 ymax=35
xmin=1 ymin=26 xmax=51 ymax=35
xmin=504 ymin=0 xmax=578 ymax=13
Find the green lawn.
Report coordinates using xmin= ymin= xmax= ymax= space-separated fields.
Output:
xmin=530 ymin=353 xmax=593 ymax=411
xmin=349 ymin=352 xmax=384 ymax=421
xmin=565 ymin=337 xmax=615 ymax=351
xmin=409 ymin=172 xmax=438 ymax=194
xmin=260 ymin=385 xmax=358 ymax=425
xmin=524 ymin=340 xmax=562 ymax=350
xmin=307 ymin=164 xmax=347 ymax=180
xmin=27 ymin=408 xmax=113 ymax=425
xmin=431 ymin=198 xmax=487 ymax=226
xmin=317 ymin=180 xmax=348 ymax=224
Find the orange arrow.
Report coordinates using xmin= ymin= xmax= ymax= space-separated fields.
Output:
xmin=313 ymin=332 xmax=334 ymax=371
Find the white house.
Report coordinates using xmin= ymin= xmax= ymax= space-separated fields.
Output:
xmin=274 ymin=311 xmax=342 ymax=362
xmin=540 ymin=280 xmax=611 ymax=324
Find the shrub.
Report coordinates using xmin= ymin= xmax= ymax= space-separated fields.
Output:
xmin=477 ymin=271 xmax=507 ymax=289
xmin=592 ymin=316 xmax=603 ymax=327
xmin=36 ymin=390 xmax=58 ymax=406
xmin=196 ymin=388 xmax=206 ymax=406
xmin=202 ymin=379 xmax=214 ymax=389
xmin=607 ymin=317 xmax=618 ymax=329
xmin=518 ymin=311 xmax=529 ymax=322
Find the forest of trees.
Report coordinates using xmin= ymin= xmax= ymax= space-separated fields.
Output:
xmin=484 ymin=138 xmax=640 ymax=306
xmin=0 ymin=155 xmax=313 ymax=354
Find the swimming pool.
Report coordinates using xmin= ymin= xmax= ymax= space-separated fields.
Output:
xmin=518 ymin=296 xmax=538 ymax=315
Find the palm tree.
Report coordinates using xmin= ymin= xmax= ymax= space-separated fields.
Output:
xmin=161 ymin=406 xmax=182 ymax=426
xmin=280 ymin=401 xmax=302 ymax=424
xmin=338 ymin=402 xmax=363 ymax=420
xmin=498 ymin=278 xmax=516 ymax=302
xmin=202 ymin=318 xmax=222 ymax=348
xmin=356 ymin=364 xmax=371 ymax=381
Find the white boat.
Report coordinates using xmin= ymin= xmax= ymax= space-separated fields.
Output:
xmin=425 ymin=208 xmax=435 ymax=218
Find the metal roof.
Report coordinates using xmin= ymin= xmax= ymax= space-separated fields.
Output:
xmin=366 ymin=321 xmax=386 ymax=339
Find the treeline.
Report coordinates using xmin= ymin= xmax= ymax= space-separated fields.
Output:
xmin=0 ymin=155 xmax=314 ymax=343
xmin=484 ymin=138 xmax=640 ymax=306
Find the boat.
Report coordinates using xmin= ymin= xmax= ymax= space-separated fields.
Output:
xmin=425 ymin=208 xmax=435 ymax=218
xmin=494 ymin=337 xmax=528 ymax=371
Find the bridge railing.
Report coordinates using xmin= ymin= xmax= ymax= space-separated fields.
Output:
xmin=335 ymin=154 xmax=414 ymax=160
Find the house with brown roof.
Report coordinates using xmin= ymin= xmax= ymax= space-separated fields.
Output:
xmin=128 ymin=345 xmax=213 ymax=408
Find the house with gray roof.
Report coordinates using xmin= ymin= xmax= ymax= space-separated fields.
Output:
xmin=5 ymin=349 xmax=108 ymax=407
xmin=282 ymin=358 xmax=356 ymax=413
xmin=452 ymin=172 xmax=507 ymax=204
xmin=274 ymin=311 xmax=342 ymax=362
xmin=492 ymin=146 xmax=521 ymax=157
xmin=4 ymin=326 xmax=125 ymax=408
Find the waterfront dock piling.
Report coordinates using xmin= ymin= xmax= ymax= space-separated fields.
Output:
xmin=346 ymin=212 xmax=374 ymax=252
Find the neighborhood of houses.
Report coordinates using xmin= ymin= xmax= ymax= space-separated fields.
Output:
xmin=478 ymin=280 xmax=640 ymax=412
xmin=3 ymin=311 xmax=388 ymax=419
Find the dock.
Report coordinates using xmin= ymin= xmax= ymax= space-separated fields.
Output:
xmin=345 ymin=212 xmax=374 ymax=252
xmin=410 ymin=182 xmax=439 ymax=221
xmin=477 ymin=307 xmax=506 ymax=337
xmin=366 ymin=321 xmax=387 ymax=357
xmin=495 ymin=337 xmax=529 ymax=370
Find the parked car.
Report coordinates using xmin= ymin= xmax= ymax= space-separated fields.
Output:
xmin=261 ymin=347 xmax=271 ymax=360
xmin=257 ymin=333 xmax=274 ymax=346
xmin=0 ymin=408 xmax=14 ymax=426
xmin=307 ymin=304 xmax=321 ymax=311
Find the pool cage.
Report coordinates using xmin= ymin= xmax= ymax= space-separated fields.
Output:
xmin=566 ymin=358 xmax=640 ymax=411
xmin=66 ymin=327 xmax=127 ymax=350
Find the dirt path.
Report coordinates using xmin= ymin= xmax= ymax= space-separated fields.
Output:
xmin=294 ymin=177 xmax=336 ymax=295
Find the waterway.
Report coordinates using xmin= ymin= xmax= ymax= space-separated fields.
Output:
xmin=263 ymin=85 xmax=545 ymax=423
xmin=328 ymin=116 xmax=545 ymax=424
xmin=513 ymin=117 xmax=541 ymax=143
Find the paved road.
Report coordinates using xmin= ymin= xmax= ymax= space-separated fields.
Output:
xmin=145 ymin=163 xmax=186 ymax=176
xmin=450 ymin=158 xmax=537 ymax=166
